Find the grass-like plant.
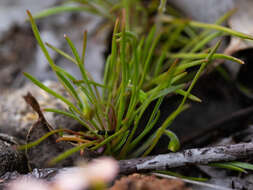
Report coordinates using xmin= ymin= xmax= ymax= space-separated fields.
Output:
xmin=21 ymin=3 xmax=253 ymax=165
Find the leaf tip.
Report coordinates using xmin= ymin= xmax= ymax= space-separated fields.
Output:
xmin=26 ymin=10 xmax=31 ymax=16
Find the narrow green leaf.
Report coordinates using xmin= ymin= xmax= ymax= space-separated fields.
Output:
xmin=168 ymin=52 xmax=244 ymax=65
xmin=175 ymin=60 xmax=206 ymax=74
xmin=18 ymin=129 xmax=65 ymax=150
xmin=64 ymin=34 xmax=81 ymax=63
xmin=156 ymin=171 xmax=208 ymax=182
xmin=46 ymin=42 xmax=78 ymax=64
xmin=164 ymin=129 xmax=180 ymax=152
xmin=56 ymin=71 xmax=83 ymax=110
xmin=189 ymin=20 xmax=253 ymax=40
xmin=228 ymin=161 xmax=253 ymax=171
xmin=81 ymin=31 xmax=88 ymax=65
xmin=48 ymin=141 xmax=96 ymax=166
xmin=175 ymin=89 xmax=202 ymax=102
xmin=44 ymin=108 xmax=97 ymax=135
xmin=54 ymin=65 xmax=77 ymax=82
xmin=129 ymin=110 xmax=161 ymax=152
xmin=73 ymin=80 xmax=106 ymax=88
xmin=161 ymin=15 xmax=253 ymax=40
xmin=171 ymin=72 xmax=188 ymax=84
xmin=32 ymin=6 xmax=98 ymax=20
xmin=130 ymin=133 xmax=156 ymax=157
xmin=191 ymin=31 xmax=222 ymax=53
xmin=151 ymin=84 xmax=185 ymax=100
xmin=209 ymin=163 xmax=247 ymax=173
xmin=112 ymin=130 xmax=129 ymax=152
xmin=24 ymin=72 xmax=80 ymax=114
xmin=26 ymin=10 xmax=55 ymax=69
xmin=139 ymin=29 xmax=161 ymax=87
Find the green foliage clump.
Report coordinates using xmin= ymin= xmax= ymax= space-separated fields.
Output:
xmin=21 ymin=1 xmax=252 ymax=165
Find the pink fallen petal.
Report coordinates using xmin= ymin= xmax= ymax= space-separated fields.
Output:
xmin=85 ymin=157 xmax=119 ymax=183
xmin=7 ymin=177 xmax=50 ymax=190
xmin=53 ymin=168 xmax=89 ymax=190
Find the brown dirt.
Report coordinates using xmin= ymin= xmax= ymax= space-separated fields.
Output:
xmin=110 ymin=173 xmax=191 ymax=190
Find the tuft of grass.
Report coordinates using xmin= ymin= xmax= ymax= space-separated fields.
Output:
xmin=22 ymin=2 xmax=252 ymax=165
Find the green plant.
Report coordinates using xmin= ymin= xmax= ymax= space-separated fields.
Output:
xmin=21 ymin=2 xmax=252 ymax=165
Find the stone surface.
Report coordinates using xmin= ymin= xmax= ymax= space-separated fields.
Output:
xmin=168 ymin=0 xmax=235 ymax=23
xmin=0 ymin=0 xmax=108 ymax=89
xmin=0 ymin=81 xmax=79 ymax=141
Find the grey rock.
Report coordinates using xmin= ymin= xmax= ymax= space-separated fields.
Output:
xmin=168 ymin=0 xmax=235 ymax=23
xmin=0 ymin=0 xmax=109 ymax=89
xmin=0 ymin=81 xmax=79 ymax=141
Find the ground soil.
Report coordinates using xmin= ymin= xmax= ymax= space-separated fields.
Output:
xmin=110 ymin=174 xmax=190 ymax=190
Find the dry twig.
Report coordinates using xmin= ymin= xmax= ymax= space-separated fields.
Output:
xmin=119 ymin=142 xmax=253 ymax=174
